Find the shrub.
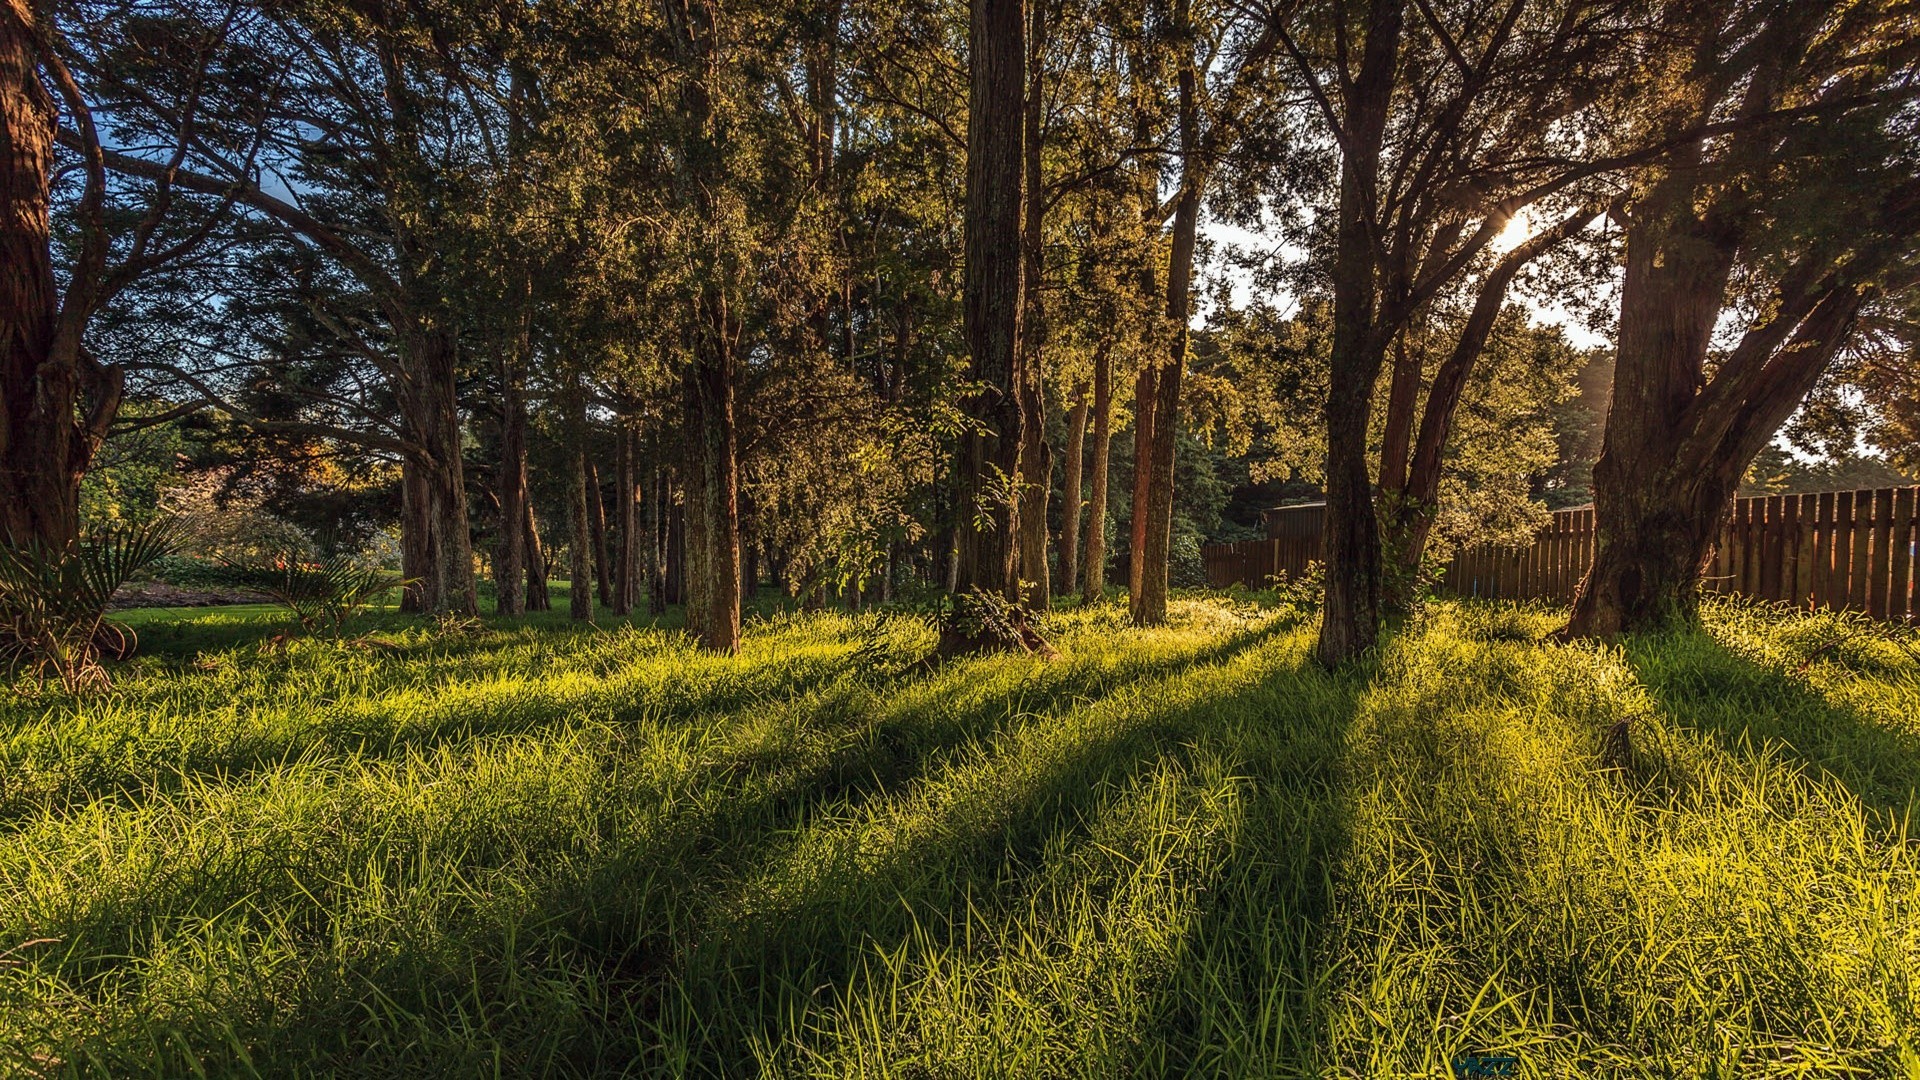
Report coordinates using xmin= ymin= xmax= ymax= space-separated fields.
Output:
xmin=0 ymin=518 xmax=185 ymax=691
xmin=223 ymin=555 xmax=407 ymax=635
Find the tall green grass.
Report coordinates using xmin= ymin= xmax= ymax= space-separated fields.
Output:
xmin=1 ymin=595 xmax=1916 ymax=1077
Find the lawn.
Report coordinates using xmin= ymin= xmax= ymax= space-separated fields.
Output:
xmin=2 ymin=594 xmax=1917 ymax=1077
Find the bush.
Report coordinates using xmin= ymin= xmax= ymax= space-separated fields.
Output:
xmin=0 ymin=519 xmax=184 ymax=690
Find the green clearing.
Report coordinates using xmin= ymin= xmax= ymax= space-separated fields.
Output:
xmin=3 ymin=595 xmax=1918 ymax=1078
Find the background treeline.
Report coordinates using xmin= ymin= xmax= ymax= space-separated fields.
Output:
xmin=4 ymin=0 xmax=1917 ymax=660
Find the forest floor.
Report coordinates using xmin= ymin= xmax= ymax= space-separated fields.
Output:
xmin=2 ymin=591 xmax=1918 ymax=1078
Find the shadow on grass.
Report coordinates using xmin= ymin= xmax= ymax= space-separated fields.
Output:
xmin=213 ymin=616 xmax=1354 ymax=1077
xmin=23 ymin=616 xmax=1312 ymax=1077
xmin=532 ymin=621 xmax=1354 ymax=1077
xmin=1623 ymin=628 xmax=1920 ymax=823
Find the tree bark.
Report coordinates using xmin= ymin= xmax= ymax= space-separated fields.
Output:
xmin=945 ymin=0 xmax=1028 ymax=650
xmin=1380 ymin=206 xmax=1598 ymax=608
xmin=1013 ymin=0 xmax=1049 ymax=610
xmin=587 ymin=459 xmax=613 ymax=609
xmin=614 ymin=425 xmax=636 ymax=616
xmin=525 ymin=501 xmax=551 ymax=611
xmin=396 ymin=324 xmax=477 ymax=616
xmin=1567 ymin=178 xmax=1880 ymax=636
xmin=493 ymin=333 xmax=529 ymax=616
xmin=0 ymin=10 xmax=115 ymax=551
xmin=567 ymin=379 xmax=593 ymax=622
xmin=1058 ymin=380 xmax=1087 ymax=595
xmin=1129 ymin=32 xmax=1203 ymax=628
xmin=1315 ymin=0 xmax=1404 ymax=667
xmin=1081 ymin=342 xmax=1112 ymax=605
xmin=681 ymin=297 xmax=742 ymax=652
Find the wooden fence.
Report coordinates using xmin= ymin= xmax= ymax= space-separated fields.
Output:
xmin=1201 ymin=485 xmax=1920 ymax=622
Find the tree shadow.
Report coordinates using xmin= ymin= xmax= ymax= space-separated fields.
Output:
xmin=1622 ymin=628 xmax=1920 ymax=824
xmin=516 ymin=624 xmax=1357 ymax=1076
xmin=25 ymin=615 xmax=1309 ymax=1076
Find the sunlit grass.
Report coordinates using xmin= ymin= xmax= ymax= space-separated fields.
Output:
xmin=2 ymin=594 xmax=1917 ymax=1077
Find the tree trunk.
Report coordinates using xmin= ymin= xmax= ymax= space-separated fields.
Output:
xmin=1382 ymin=206 xmax=1599 ymax=609
xmin=1 ymin=15 xmax=109 ymax=551
xmin=945 ymin=0 xmax=1028 ymax=651
xmin=568 ymin=383 xmax=594 ymax=622
xmin=1081 ymin=342 xmax=1112 ymax=605
xmin=649 ymin=467 xmax=670 ymax=616
xmin=1567 ymin=184 xmax=1869 ymax=636
xmin=493 ymin=341 xmax=529 ymax=616
xmin=1130 ymin=47 xmax=1203 ymax=628
xmin=587 ymin=460 xmax=613 ymax=609
xmin=1127 ymin=364 xmax=1157 ymax=608
xmin=681 ymin=298 xmax=742 ymax=652
xmin=1013 ymin=0 xmax=1049 ymax=610
xmin=1058 ymin=380 xmax=1087 ymax=595
xmin=1315 ymin=0 xmax=1403 ymax=667
xmin=395 ymin=325 xmax=476 ymax=617
xmin=525 ymin=501 xmax=551 ymax=611
xmin=614 ymin=426 xmax=636 ymax=616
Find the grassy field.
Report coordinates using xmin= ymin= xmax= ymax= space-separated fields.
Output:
xmin=2 ymin=592 xmax=1918 ymax=1078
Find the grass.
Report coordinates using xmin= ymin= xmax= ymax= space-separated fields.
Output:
xmin=2 ymin=591 xmax=1917 ymax=1077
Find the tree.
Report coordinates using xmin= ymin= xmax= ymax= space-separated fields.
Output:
xmin=2 ymin=1 xmax=249 ymax=551
xmin=945 ymin=0 xmax=1029 ymax=648
xmin=1566 ymin=0 xmax=1920 ymax=638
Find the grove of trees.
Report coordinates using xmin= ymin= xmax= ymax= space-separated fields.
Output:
xmin=4 ymin=0 xmax=1917 ymax=662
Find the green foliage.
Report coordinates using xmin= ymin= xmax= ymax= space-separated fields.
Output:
xmin=4 ymin=597 xmax=1915 ymax=1075
xmin=221 ymin=555 xmax=407 ymax=636
xmin=0 ymin=519 xmax=185 ymax=691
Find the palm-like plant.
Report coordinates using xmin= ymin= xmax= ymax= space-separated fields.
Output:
xmin=225 ymin=555 xmax=406 ymax=635
xmin=0 ymin=518 xmax=186 ymax=691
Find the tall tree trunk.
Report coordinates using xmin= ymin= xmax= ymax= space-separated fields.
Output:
xmin=1130 ymin=35 xmax=1202 ymax=628
xmin=1058 ymin=380 xmax=1087 ymax=595
xmin=1127 ymin=364 xmax=1157 ymax=607
xmin=567 ymin=380 xmax=593 ymax=622
xmin=525 ymin=501 xmax=551 ymax=611
xmin=946 ymin=0 xmax=1028 ymax=650
xmin=682 ymin=298 xmax=742 ymax=652
xmin=1013 ymin=0 xmax=1049 ymax=610
xmin=1316 ymin=0 xmax=1404 ymax=667
xmin=1081 ymin=341 xmax=1112 ymax=605
xmin=614 ymin=425 xmax=636 ymax=615
xmin=588 ymin=460 xmax=613 ymax=609
xmin=1 ymin=14 xmax=113 ymax=551
xmin=493 ymin=333 xmax=529 ymax=616
xmin=396 ymin=324 xmax=476 ymax=616
xmin=649 ymin=466 xmax=670 ymax=616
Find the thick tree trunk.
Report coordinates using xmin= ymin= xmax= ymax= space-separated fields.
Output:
xmin=1 ymin=16 xmax=108 ymax=551
xmin=1316 ymin=0 xmax=1403 ymax=667
xmin=493 ymin=345 xmax=529 ymax=616
xmin=945 ymin=0 xmax=1028 ymax=651
xmin=396 ymin=325 xmax=476 ymax=616
xmin=1013 ymin=0 xmax=1049 ymax=610
xmin=1081 ymin=342 xmax=1112 ymax=605
xmin=1058 ymin=381 xmax=1087 ymax=595
xmin=1567 ymin=185 xmax=1868 ymax=636
xmin=681 ymin=301 xmax=742 ymax=652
